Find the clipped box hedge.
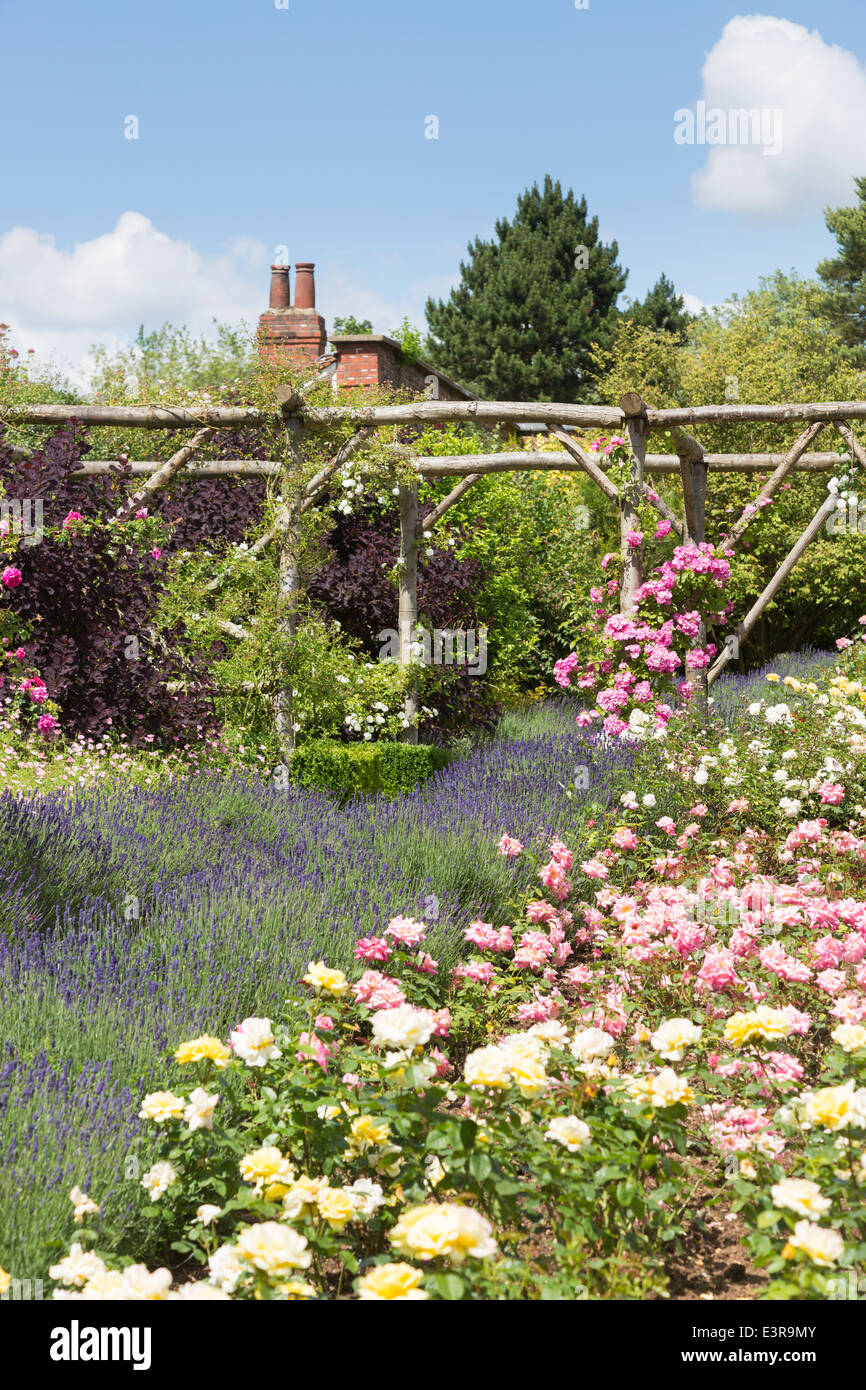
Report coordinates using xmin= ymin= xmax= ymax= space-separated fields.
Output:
xmin=289 ymin=739 xmax=453 ymax=800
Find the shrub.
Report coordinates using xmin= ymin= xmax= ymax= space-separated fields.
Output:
xmin=289 ymin=740 xmax=453 ymax=800
xmin=0 ymin=424 xmax=215 ymax=745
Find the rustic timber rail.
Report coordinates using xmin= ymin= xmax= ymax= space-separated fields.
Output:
xmin=3 ymin=391 xmax=862 ymax=750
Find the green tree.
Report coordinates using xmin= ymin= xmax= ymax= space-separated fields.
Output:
xmin=624 ymin=273 xmax=694 ymax=340
xmin=330 ymin=316 xmax=374 ymax=336
xmin=425 ymin=176 xmax=627 ymax=402
xmin=817 ymin=175 xmax=866 ymax=360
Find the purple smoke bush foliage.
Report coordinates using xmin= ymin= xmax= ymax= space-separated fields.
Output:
xmin=0 ymin=424 xmax=216 ymax=745
xmin=308 ymin=504 xmax=500 ymax=738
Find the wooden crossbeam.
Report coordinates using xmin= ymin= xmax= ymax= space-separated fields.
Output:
xmin=11 ymin=397 xmax=866 ymax=433
xmin=62 ymin=451 xmax=856 ymax=478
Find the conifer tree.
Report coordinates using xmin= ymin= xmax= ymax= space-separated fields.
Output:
xmin=817 ymin=176 xmax=866 ymax=361
xmin=624 ymin=273 xmax=693 ymax=340
xmin=425 ymin=176 xmax=626 ymax=402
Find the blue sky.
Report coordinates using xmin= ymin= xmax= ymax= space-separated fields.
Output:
xmin=3 ymin=0 xmax=866 ymax=375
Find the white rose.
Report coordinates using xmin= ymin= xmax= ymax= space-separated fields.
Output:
xmin=229 ymin=1017 xmax=281 ymax=1067
xmin=371 ymin=1005 xmax=434 ymax=1050
xmin=545 ymin=1115 xmax=591 ymax=1151
xmin=570 ymin=1028 xmax=615 ymax=1061
xmin=141 ymin=1161 xmax=177 ymax=1200
xmin=771 ymin=1179 xmax=831 ymax=1219
xmin=650 ymin=1017 xmax=702 ymax=1062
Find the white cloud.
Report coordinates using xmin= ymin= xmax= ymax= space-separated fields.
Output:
xmin=687 ymin=15 xmax=866 ymax=218
xmin=682 ymin=291 xmax=709 ymax=316
xmin=0 ymin=213 xmax=454 ymax=385
xmin=0 ymin=212 xmax=267 ymax=384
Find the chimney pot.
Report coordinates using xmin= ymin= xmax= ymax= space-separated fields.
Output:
xmin=269 ymin=264 xmax=291 ymax=310
xmin=294 ymin=262 xmax=316 ymax=310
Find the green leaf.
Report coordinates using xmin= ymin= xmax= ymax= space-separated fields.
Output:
xmin=469 ymin=1153 xmax=493 ymax=1181
xmin=429 ymin=1272 xmax=466 ymax=1301
xmin=756 ymin=1209 xmax=782 ymax=1229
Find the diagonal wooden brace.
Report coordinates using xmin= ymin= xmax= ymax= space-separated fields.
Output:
xmin=204 ymin=428 xmax=374 ymax=596
xmin=707 ymin=486 xmax=841 ymax=686
xmin=549 ymin=426 xmax=620 ymax=504
xmin=113 ymin=426 xmax=216 ymax=521
xmin=724 ymin=420 xmax=825 ymax=551
xmin=419 ymin=473 xmax=481 ymax=532
xmin=832 ymin=420 xmax=866 ymax=469
xmin=639 ymin=481 xmax=684 ymax=539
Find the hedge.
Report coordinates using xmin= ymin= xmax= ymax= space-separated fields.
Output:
xmin=289 ymin=740 xmax=453 ymax=800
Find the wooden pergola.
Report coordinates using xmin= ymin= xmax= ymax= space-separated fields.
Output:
xmin=4 ymin=390 xmax=861 ymax=751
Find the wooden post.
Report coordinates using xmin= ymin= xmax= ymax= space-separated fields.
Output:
xmin=273 ymin=389 xmax=304 ymax=760
xmin=398 ymin=482 xmax=420 ymax=744
xmin=618 ymin=393 xmax=647 ymax=613
xmin=669 ymin=424 xmax=709 ymax=718
xmin=707 ymin=487 xmax=841 ymax=686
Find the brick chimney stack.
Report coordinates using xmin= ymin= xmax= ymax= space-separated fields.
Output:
xmin=258 ymin=260 xmax=326 ymax=368
xmin=268 ymin=263 xmax=291 ymax=309
xmin=293 ymin=262 xmax=317 ymax=310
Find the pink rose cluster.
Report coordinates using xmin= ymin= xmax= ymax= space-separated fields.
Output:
xmin=553 ymin=541 xmax=734 ymax=739
xmin=451 ymin=840 xmax=579 ymax=991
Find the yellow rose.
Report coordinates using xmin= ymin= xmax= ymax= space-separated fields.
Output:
xmin=463 ymin=1045 xmax=512 ymax=1090
xmin=317 ymin=1188 xmax=356 ymax=1232
xmin=239 ymin=1147 xmax=295 ymax=1193
xmin=283 ymin=1175 xmax=330 ymax=1219
xmin=648 ymin=1068 xmax=693 ymax=1108
xmin=784 ymin=1220 xmax=844 ymax=1267
xmin=138 ymin=1090 xmax=185 ymax=1124
xmin=302 ymin=961 xmax=349 ymax=997
xmin=0 ymin=1267 xmax=10 ymax=1295
xmin=831 ymin=1024 xmax=866 ymax=1053
xmin=357 ymin=1263 xmax=428 ymax=1300
xmin=174 ymin=1035 xmax=231 ymax=1067
xmin=389 ymin=1203 xmax=498 ymax=1264
xmin=804 ymin=1083 xmax=858 ymax=1132
xmin=347 ymin=1115 xmax=392 ymax=1152
xmin=277 ymin=1279 xmax=317 ymax=1299
xmin=723 ymin=1006 xmax=791 ymax=1048
xmin=237 ymin=1222 xmax=312 ymax=1275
